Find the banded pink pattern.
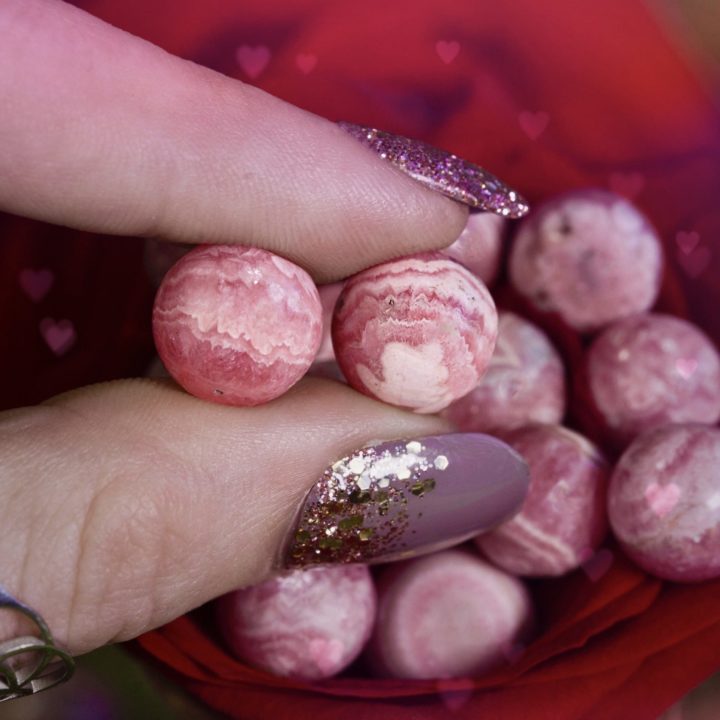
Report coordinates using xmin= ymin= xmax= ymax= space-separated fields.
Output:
xmin=216 ymin=565 xmax=376 ymax=680
xmin=477 ymin=425 xmax=609 ymax=577
xmin=332 ymin=253 xmax=498 ymax=413
xmin=153 ymin=245 xmax=322 ymax=405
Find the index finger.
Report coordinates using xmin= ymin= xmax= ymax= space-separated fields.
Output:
xmin=0 ymin=0 xmax=477 ymax=281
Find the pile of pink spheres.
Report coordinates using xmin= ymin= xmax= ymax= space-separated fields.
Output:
xmin=152 ymin=188 xmax=720 ymax=682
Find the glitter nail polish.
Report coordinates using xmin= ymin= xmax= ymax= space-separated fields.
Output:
xmin=338 ymin=121 xmax=529 ymax=218
xmin=282 ymin=433 xmax=529 ymax=568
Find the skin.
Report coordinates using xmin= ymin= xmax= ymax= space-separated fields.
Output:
xmin=0 ymin=0 xmax=468 ymax=656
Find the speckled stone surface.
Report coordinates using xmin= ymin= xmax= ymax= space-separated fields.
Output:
xmin=441 ymin=212 xmax=505 ymax=285
xmin=608 ymin=424 xmax=720 ymax=582
xmin=153 ymin=245 xmax=322 ymax=405
xmin=365 ymin=549 xmax=532 ymax=679
xmin=332 ymin=252 xmax=498 ymax=413
xmin=508 ymin=189 xmax=663 ymax=332
xmin=443 ymin=312 xmax=566 ymax=433
xmin=587 ymin=313 xmax=720 ymax=441
xmin=215 ymin=565 xmax=376 ymax=680
xmin=476 ymin=425 xmax=609 ymax=577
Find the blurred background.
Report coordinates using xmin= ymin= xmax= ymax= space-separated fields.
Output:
xmin=0 ymin=0 xmax=718 ymax=718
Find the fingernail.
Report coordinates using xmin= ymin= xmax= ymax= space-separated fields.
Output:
xmin=338 ymin=121 xmax=529 ymax=218
xmin=283 ymin=433 xmax=529 ymax=567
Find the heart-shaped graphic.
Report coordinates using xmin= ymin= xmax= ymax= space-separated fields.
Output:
xmin=39 ymin=318 xmax=76 ymax=356
xmin=645 ymin=482 xmax=681 ymax=518
xmin=518 ymin=111 xmax=550 ymax=140
xmin=235 ymin=45 xmax=271 ymax=79
xmin=579 ymin=547 xmax=614 ymax=582
xmin=677 ymin=245 xmax=711 ymax=279
xmin=436 ymin=40 xmax=460 ymax=65
xmin=675 ymin=357 xmax=698 ymax=380
xmin=676 ymin=230 xmax=700 ymax=255
xmin=295 ymin=52 xmax=317 ymax=74
xmin=609 ymin=172 xmax=645 ymax=199
xmin=19 ymin=268 xmax=54 ymax=302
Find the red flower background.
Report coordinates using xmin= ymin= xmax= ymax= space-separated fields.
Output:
xmin=1 ymin=0 xmax=719 ymax=717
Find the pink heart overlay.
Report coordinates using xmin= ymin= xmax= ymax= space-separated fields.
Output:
xmin=235 ymin=45 xmax=271 ymax=79
xmin=644 ymin=482 xmax=681 ymax=518
xmin=608 ymin=171 xmax=645 ymax=199
xmin=675 ymin=230 xmax=700 ymax=255
xmin=39 ymin=318 xmax=76 ymax=356
xmin=19 ymin=268 xmax=54 ymax=302
xmin=295 ymin=52 xmax=318 ymax=74
xmin=518 ymin=111 xmax=550 ymax=140
xmin=579 ymin=547 xmax=614 ymax=582
xmin=435 ymin=40 xmax=460 ymax=64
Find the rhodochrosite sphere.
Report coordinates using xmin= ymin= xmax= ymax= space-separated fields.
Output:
xmin=216 ymin=565 xmax=376 ymax=680
xmin=443 ymin=312 xmax=566 ymax=433
xmin=441 ymin=211 xmax=504 ymax=285
xmin=608 ymin=423 xmax=720 ymax=582
xmin=509 ymin=189 xmax=663 ymax=332
xmin=332 ymin=253 xmax=498 ymax=413
xmin=587 ymin=313 xmax=720 ymax=441
xmin=153 ymin=245 xmax=322 ymax=406
xmin=365 ymin=550 xmax=532 ymax=679
xmin=476 ymin=425 xmax=609 ymax=576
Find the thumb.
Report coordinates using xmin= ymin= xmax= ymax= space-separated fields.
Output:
xmin=0 ymin=378 xmax=527 ymax=655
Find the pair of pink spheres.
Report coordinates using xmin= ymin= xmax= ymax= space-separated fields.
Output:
xmin=153 ymin=244 xmax=499 ymax=412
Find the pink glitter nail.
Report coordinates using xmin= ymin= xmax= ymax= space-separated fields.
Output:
xmin=338 ymin=122 xmax=529 ymax=218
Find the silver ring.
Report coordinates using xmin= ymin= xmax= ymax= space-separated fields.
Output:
xmin=0 ymin=586 xmax=74 ymax=701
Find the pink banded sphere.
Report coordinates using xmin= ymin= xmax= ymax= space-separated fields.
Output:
xmin=153 ymin=245 xmax=322 ymax=406
xmin=441 ymin=211 xmax=504 ymax=285
xmin=476 ymin=425 xmax=609 ymax=576
xmin=365 ymin=550 xmax=533 ymax=679
xmin=587 ymin=313 xmax=720 ymax=441
xmin=216 ymin=565 xmax=376 ymax=680
xmin=608 ymin=424 xmax=720 ymax=582
xmin=332 ymin=253 xmax=498 ymax=413
xmin=509 ymin=189 xmax=663 ymax=331
xmin=443 ymin=312 xmax=566 ymax=433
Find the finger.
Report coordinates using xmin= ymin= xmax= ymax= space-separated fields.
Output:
xmin=0 ymin=0 xmax=468 ymax=282
xmin=0 ymin=378 xmax=527 ymax=655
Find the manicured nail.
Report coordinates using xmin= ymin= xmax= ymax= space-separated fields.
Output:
xmin=283 ymin=433 xmax=529 ymax=567
xmin=338 ymin=121 xmax=529 ymax=218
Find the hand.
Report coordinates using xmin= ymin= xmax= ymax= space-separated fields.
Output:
xmin=0 ymin=0 xmax=472 ymax=656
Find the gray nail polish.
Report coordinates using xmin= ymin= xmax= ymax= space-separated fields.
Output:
xmin=338 ymin=121 xmax=530 ymax=218
xmin=283 ymin=433 xmax=529 ymax=567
